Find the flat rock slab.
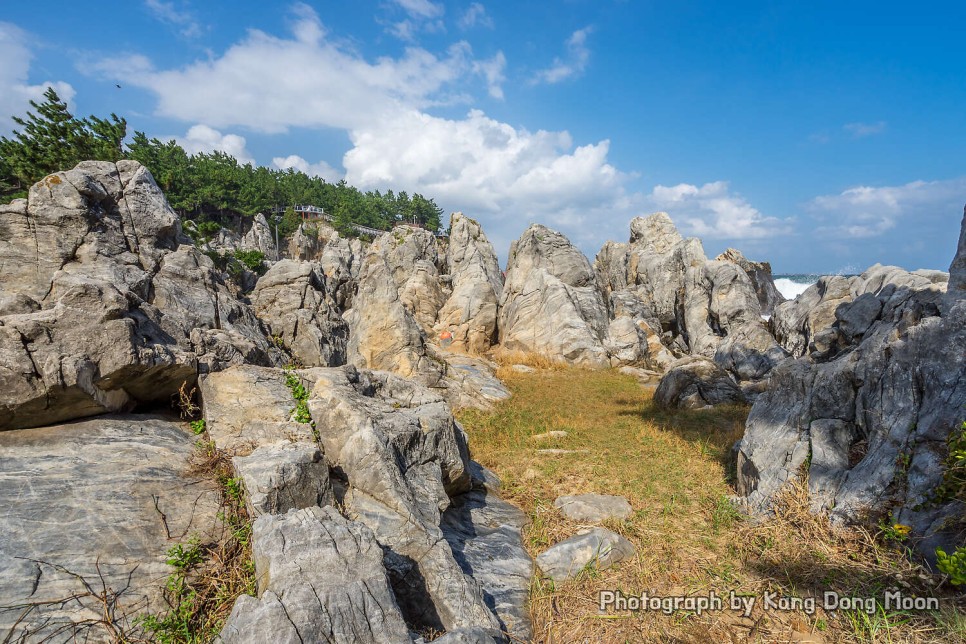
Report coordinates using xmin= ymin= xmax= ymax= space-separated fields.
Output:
xmin=536 ymin=528 xmax=636 ymax=582
xmin=0 ymin=415 xmax=222 ymax=641
xmin=553 ymin=494 xmax=633 ymax=523
xmin=510 ymin=364 xmax=536 ymax=373
xmin=530 ymin=431 xmax=568 ymax=441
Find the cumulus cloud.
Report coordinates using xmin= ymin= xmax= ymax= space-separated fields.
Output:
xmin=459 ymin=3 xmax=493 ymax=30
xmin=384 ymin=0 xmax=445 ymax=41
xmin=843 ymin=120 xmax=887 ymax=138
xmin=472 ymin=51 xmax=506 ymax=99
xmin=94 ymin=7 xmax=472 ymax=133
xmin=808 ymin=177 xmax=966 ymax=239
xmin=647 ymin=181 xmax=793 ymax=240
xmin=531 ymin=26 xmax=593 ymax=85
xmin=0 ymin=22 xmax=75 ymax=134
xmin=177 ymin=124 xmax=254 ymax=164
xmin=272 ymin=154 xmax=342 ymax=183
xmin=143 ymin=0 xmax=202 ymax=38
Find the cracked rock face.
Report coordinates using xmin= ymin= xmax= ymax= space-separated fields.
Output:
xmin=737 ymin=210 xmax=964 ymax=565
xmin=252 ymin=259 xmax=349 ymax=367
xmin=654 ymin=356 xmax=747 ymax=409
xmin=0 ymin=415 xmax=222 ymax=642
xmin=499 ymin=224 xmax=610 ymax=367
xmin=219 ymin=506 xmax=412 ymax=644
xmin=0 ymin=161 xmax=281 ymax=431
xmin=435 ymin=213 xmax=503 ymax=354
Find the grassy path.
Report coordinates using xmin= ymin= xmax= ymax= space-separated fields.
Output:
xmin=457 ymin=366 xmax=965 ymax=643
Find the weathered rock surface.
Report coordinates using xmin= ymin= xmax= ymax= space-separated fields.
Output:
xmin=499 ymin=225 xmax=609 ymax=367
xmin=536 ymin=528 xmax=636 ymax=582
xmin=346 ymin=251 xmax=447 ymax=388
xmin=252 ymin=259 xmax=349 ymax=367
xmin=0 ymin=415 xmax=222 ymax=641
xmin=435 ymin=214 xmax=503 ymax=354
xmin=737 ymin=210 xmax=966 ymax=565
xmin=370 ymin=225 xmax=448 ymax=335
xmin=307 ymin=367 xmax=503 ymax=635
xmin=553 ymin=494 xmax=633 ymax=523
xmin=654 ymin=356 xmax=747 ymax=409
xmin=716 ymin=247 xmax=785 ymax=316
xmin=440 ymin=353 xmax=511 ymax=411
xmin=233 ymin=441 xmax=334 ymax=518
xmin=0 ymin=161 xmax=281 ymax=431
xmin=219 ymin=506 xmax=412 ymax=644
xmin=200 ymin=365 xmax=316 ymax=455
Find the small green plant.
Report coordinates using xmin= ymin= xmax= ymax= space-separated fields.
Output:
xmin=935 ymin=421 xmax=966 ymax=503
xmin=233 ymin=249 xmax=266 ymax=274
xmin=284 ymin=369 xmax=313 ymax=426
xmin=165 ymin=536 xmax=203 ymax=571
xmin=189 ymin=419 xmax=206 ymax=435
xmin=709 ymin=494 xmax=742 ymax=533
xmin=936 ymin=545 xmax=966 ymax=585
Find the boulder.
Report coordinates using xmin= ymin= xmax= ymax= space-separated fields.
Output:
xmin=435 ymin=213 xmax=503 ymax=354
xmin=499 ymin=224 xmax=609 ymax=367
xmin=307 ymin=367 xmax=503 ymax=635
xmin=232 ymin=441 xmax=334 ymax=518
xmin=252 ymin=259 xmax=349 ymax=367
xmin=535 ymin=528 xmax=636 ymax=582
xmin=0 ymin=161 xmax=281 ymax=431
xmin=715 ymin=247 xmax=785 ymax=316
xmin=653 ymin=356 xmax=747 ymax=409
xmin=0 ymin=415 xmax=222 ymax=641
xmin=219 ymin=506 xmax=412 ymax=644
xmin=369 ymin=225 xmax=447 ymax=335
xmin=553 ymin=494 xmax=633 ymax=523
xmin=737 ymin=212 xmax=965 ymax=565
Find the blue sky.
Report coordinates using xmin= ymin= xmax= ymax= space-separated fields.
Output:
xmin=2 ymin=1 xmax=964 ymax=273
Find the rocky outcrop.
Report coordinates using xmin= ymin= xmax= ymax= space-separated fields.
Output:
xmin=220 ymin=506 xmax=412 ymax=644
xmin=0 ymin=415 xmax=222 ymax=641
xmin=737 ymin=210 xmax=965 ymax=564
xmin=435 ymin=213 xmax=503 ymax=354
xmin=499 ymin=224 xmax=610 ymax=367
xmin=653 ymin=356 xmax=747 ymax=409
xmin=345 ymin=251 xmax=447 ymax=388
xmin=252 ymin=259 xmax=349 ymax=367
xmin=716 ymin=247 xmax=785 ymax=316
xmin=233 ymin=442 xmax=334 ymax=518
xmin=208 ymin=213 xmax=278 ymax=262
xmin=0 ymin=161 xmax=282 ymax=431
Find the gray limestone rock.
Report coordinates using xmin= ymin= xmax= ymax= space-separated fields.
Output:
xmin=715 ymin=247 xmax=785 ymax=316
xmin=535 ymin=528 xmax=636 ymax=582
xmin=499 ymin=224 xmax=610 ymax=367
xmin=654 ymin=356 xmax=747 ymax=409
xmin=252 ymin=259 xmax=349 ymax=367
xmin=232 ymin=441 xmax=334 ymax=518
xmin=0 ymin=161 xmax=281 ymax=431
xmin=0 ymin=415 xmax=222 ymax=641
xmin=219 ymin=506 xmax=411 ymax=644
xmin=553 ymin=494 xmax=633 ymax=523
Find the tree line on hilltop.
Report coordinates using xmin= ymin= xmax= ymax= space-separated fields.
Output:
xmin=0 ymin=88 xmax=444 ymax=238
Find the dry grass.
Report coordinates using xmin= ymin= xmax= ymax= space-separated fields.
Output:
xmin=457 ymin=366 xmax=966 ymax=643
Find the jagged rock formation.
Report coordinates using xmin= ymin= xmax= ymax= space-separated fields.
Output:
xmin=654 ymin=356 xmax=747 ymax=409
xmin=0 ymin=161 xmax=282 ymax=431
xmin=499 ymin=224 xmax=610 ymax=367
xmin=435 ymin=213 xmax=503 ymax=354
xmin=233 ymin=442 xmax=334 ymax=518
xmin=737 ymin=209 xmax=965 ymax=564
xmin=208 ymin=212 xmax=278 ymax=261
xmin=252 ymin=259 xmax=349 ymax=367
xmin=716 ymin=247 xmax=785 ymax=316
xmin=0 ymin=416 xmax=222 ymax=641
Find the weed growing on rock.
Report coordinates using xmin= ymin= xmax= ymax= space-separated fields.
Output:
xmin=189 ymin=419 xmax=206 ymax=435
xmin=284 ymin=368 xmax=317 ymax=439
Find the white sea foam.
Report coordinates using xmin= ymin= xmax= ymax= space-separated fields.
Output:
xmin=774 ymin=278 xmax=815 ymax=300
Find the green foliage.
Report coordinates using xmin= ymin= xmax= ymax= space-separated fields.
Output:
xmin=936 ymin=546 xmax=966 ymax=585
xmin=936 ymin=421 xmax=966 ymax=503
xmin=189 ymin=419 xmax=206 ymax=435
xmin=166 ymin=536 xmax=204 ymax=571
xmin=0 ymin=87 xmax=127 ymax=200
xmin=233 ymin=249 xmax=266 ymax=273
xmin=284 ymin=370 xmax=313 ymax=425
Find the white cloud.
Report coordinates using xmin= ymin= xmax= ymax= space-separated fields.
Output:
xmin=531 ymin=26 xmax=593 ymax=85
xmin=95 ymin=7 xmax=472 ymax=134
xmin=472 ymin=51 xmax=506 ymax=100
xmin=272 ymin=154 xmax=342 ymax=183
xmin=843 ymin=120 xmax=887 ymax=138
xmin=647 ymin=181 xmax=793 ymax=240
xmin=384 ymin=0 xmax=445 ymax=41
xmin=143 ymin=0 xmax=202 ymax=38
xmin=809 ymin=177 xmax=966 ymax=238
xmin=392 ymin=0 xmax=444 ymax=19
xmin=0 ymin=22 xmax=75 ymax=134
xmin=177 ymin=124 xmax=254 ymax=164
xmin=459 ymin=3 xmax=493 ymax=29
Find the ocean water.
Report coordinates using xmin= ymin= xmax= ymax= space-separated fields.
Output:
xmin=773 ymin=274 xmax=821 ymax=300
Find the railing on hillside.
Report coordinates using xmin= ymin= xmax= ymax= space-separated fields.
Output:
xmin=272 ymin=204 xmax=447 ymax=238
